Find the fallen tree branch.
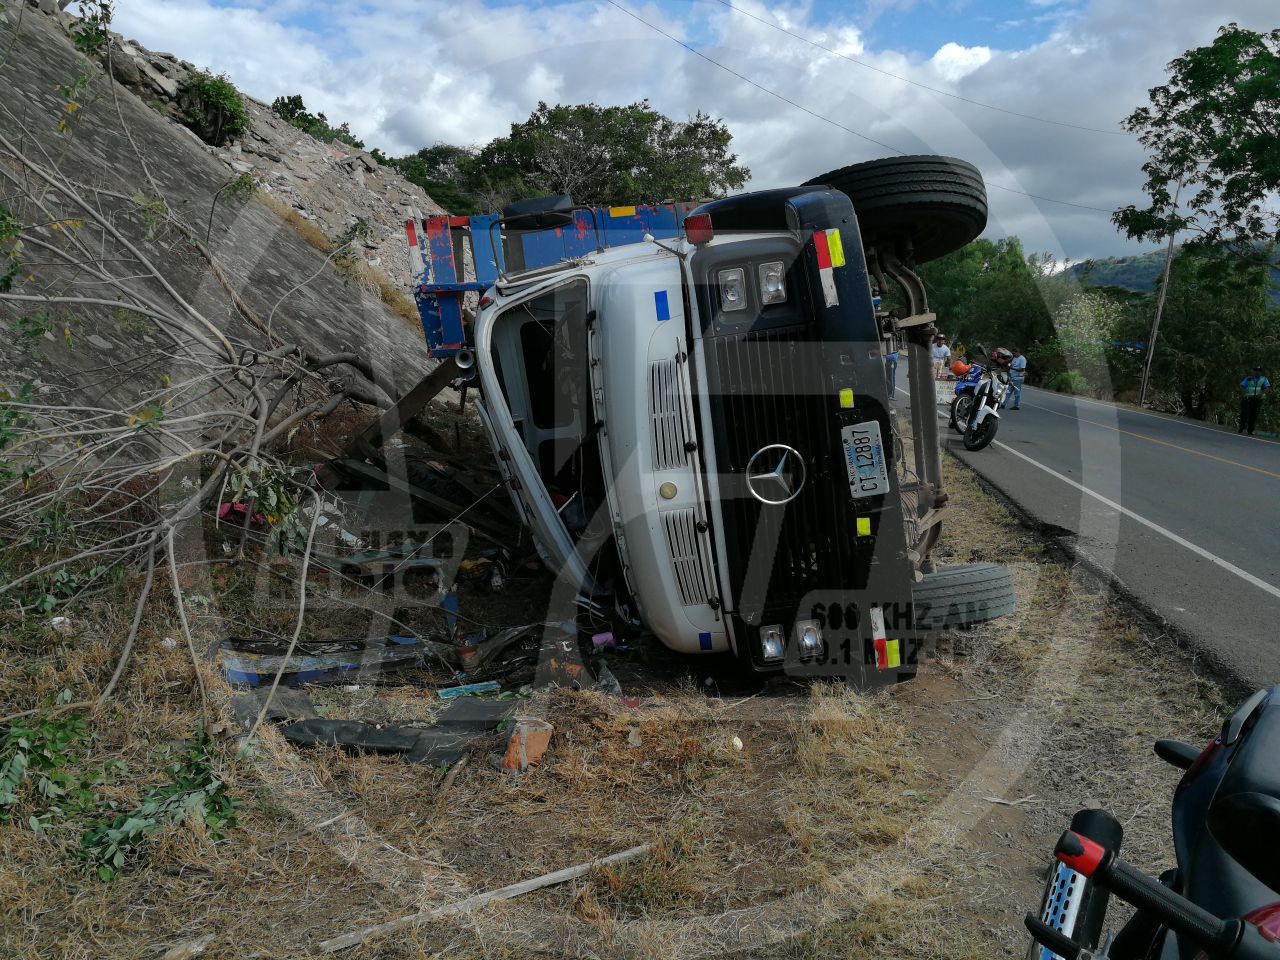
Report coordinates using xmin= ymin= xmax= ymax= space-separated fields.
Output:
xmin=319 ymin=842 xmax=653 ymax=953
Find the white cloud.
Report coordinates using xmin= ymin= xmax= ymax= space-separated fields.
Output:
xmin=929 ymin=41 xmax=992 ymax=82
xmin=108 ymin=0 xmax=1280 ymax=261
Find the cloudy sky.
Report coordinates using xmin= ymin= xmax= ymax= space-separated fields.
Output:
xmin=112 ymin=0 xmax=1277 ymax=260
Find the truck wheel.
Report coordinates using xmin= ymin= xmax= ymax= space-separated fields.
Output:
xmin=804 ymin=156 xmax=987 ymax=265
xmin=912 ymin=562 xmax=1015 ymax=630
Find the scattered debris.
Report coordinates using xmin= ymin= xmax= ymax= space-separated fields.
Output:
xmin=437 ymin=680 xmax=500 ymax=699
xmin=280 ymin=696 xmax=514 ymax=766
xmin=160 ymin=934 xmax=216 ymax=960
xmin=219 ymin=636 xmax=428 ymax=687
xmin=229 ymin=687 xmax=317 ymax=727
xmin=319 ymin=842 xmax=653 ymax=953
xmin=48 ymin=616 xmax=73 ymax=634
xmin=984 ymin=794 xmax=1041 ymax=807
xmin=500 ymin=717 xmax=554 ymax=773
xmin=216 ymin=502 xmax=266 ymax=526
xmin=731 ymin=736 xmax=744 ymax=751
xmin=455 ymin=624 xmax=538 ymax=674
xmin=327 ymin=542 xmax=441 ymax=578
xmin=593 ymin=661 xmax=623 ymax=698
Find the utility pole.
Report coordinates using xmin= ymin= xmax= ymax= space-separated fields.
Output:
xmin=1137 ymin=181 xmax=1182 ymax=408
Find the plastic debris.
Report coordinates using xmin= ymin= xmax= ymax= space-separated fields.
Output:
xmin=438 ymin=680 xmax=500 ymax=699
xmin=219 ymin=636 xmax=427 ymax=687
xmin=48 ymin=616 xmax=73 ymax=633
xmin=591 ymin=631 xmax=616 ymax=650
xmin=593 ymin=661 xmax=623 ymax=698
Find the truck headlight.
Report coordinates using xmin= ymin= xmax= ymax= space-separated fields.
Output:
xmin=718 ymin=267 xmax=747 ymax=312
xmin=759 ymin=624 xmax=784 ymax=662
xmin=758 ymin=261 xmax=786 ymax=304
xmin=794 ymin=619 xmax=824 ymax=659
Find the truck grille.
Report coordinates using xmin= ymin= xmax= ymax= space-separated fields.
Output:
xmin=663 ymin=508 xmax=713 ymax=606
xmin=649 ymin=358 xmax=691 ymax=470
xmin=705 ymin=326 xmax=859 ymax=619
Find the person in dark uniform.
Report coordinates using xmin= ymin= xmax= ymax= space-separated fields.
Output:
xmin=1239 ymin=367 xmax=1271 ymax=435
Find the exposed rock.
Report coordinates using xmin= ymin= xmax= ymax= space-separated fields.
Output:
xmin=138 ymin=60 xmax=177 ymax=98
xmin=24 ymin=3 xmax=447 ymax=294
xmin=108 ymin=51 xmax=141 ymax=87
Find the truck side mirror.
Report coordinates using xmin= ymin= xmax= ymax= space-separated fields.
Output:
xmin=1208 ymin=791 xmax=1280 ymax=892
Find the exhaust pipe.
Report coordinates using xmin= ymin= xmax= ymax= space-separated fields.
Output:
xmin=454 ymin=347 xmax=475 ymax=371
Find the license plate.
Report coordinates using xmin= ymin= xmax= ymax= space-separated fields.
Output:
xmin=841 ymin=421 xmax=889 ymax=499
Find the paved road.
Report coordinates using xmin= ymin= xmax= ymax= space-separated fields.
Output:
xmin=901 ymin=376 xmax=1280 ymax=687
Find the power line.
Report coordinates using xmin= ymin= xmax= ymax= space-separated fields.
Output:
xmin=692 ymin=0 xmax=1128 ymax=137
xmin=603 ymin=0 xmax=903 ymax=154
xmin=604 ymin=0 xmax=1117 ymax=215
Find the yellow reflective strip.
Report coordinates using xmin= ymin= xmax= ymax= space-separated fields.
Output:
xmin=839 ymin=387 xmax=854 ymax=408
xmin=885 ymin=639 xmax=901 ymax=668
xmin=826 ymin=228 xmax=846 ymax=267
xmin=857 ymin=517 xmax=871 ymax=537
xmin=609 ymin=206 xmax=636 ymax=218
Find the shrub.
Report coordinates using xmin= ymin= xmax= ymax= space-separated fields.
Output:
xmin=270 ymin=94 xmax=364 ymax=150
xmin=180 ymin=70 xmax=249 ymax=146
xmin=1049 ymin=371 xmax=1092 ymax=395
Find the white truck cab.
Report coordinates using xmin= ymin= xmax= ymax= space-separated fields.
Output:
xmin=420 ymin=158 xmax=1010 ymax=686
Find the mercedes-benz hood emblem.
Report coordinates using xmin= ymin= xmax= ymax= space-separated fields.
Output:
xmin=745 ymin=444 xmax=806 ymax=504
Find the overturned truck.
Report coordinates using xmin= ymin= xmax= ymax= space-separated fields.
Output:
xmin=406 ymin=155 xmax=1015 ymax=688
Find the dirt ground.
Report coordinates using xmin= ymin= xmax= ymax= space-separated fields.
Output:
xmin=0 ymin=453 xmax=1232 ymax=960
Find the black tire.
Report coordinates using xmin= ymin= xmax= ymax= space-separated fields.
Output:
xmin=950 ymin=394 xmax=972 ymax=434
xmin=912 ymin=562 xmax=1015 ymax=630
xmin=963 ymin=413 xmax=998 ymax=451
xmin=804 ymin=156 xmax=987 ymax=264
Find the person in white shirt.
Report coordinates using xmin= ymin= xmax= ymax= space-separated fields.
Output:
xmin=1005 ymin=348 xmax=1027 ymax=409
xmin=930 ymin=334 xmax=951 ymax=379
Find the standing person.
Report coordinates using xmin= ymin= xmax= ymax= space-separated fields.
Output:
xmin=884 ymin=343 xmax=898 ymax=398
xmin=930 ymin=334 xmax=951 ymax=380
xmin=1239 ymin=367 xmax=1271 ymax=435
xmin=1005 ymin=347 xmax=1027 ymax=410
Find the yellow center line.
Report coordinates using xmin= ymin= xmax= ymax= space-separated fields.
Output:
xmin=1022 ymin=400 xmax=1280 ymax=481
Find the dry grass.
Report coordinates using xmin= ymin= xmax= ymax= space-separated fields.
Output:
xmin=255 ymin=191 xmax=422 ymax=331
xmin=0 ymin=454 xmax=1235 ymax=959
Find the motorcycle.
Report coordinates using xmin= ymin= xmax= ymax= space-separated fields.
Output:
xmin=949 ymin=361 xmax=1008 ymax=451
xmin=1026 ymin=686 xmax=1280 ymax=960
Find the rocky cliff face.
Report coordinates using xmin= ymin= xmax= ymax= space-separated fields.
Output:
xmin=49 ymin=1 xmax=447 ymax=293
xmin=0 ymin=3 xmax=445 ymax=415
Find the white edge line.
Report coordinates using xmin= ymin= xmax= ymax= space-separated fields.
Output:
xmin=903 ymin=377 xmax=1280 ymax=601
xmin=1024 ymin=385 xmax=1278 ymax=445
xmin=990 ymin=437 xmax=1280 ymax=603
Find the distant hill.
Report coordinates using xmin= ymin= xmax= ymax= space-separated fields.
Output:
xmin=1067 ymin=248 xmax=1280 ymax=303
xmin=1065 ymin=250 xmax=1167 ymax=293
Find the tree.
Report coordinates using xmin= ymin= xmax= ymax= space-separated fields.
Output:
xmin=918 ymin=237 xmax=1063 ymax=357
xmin=388 ymin=144 xmax=486 ymax=214
xmin=475 ymin=101 xmax=750 ymax=207
xmin=1128 ymin=249 xmax=1280 ymax=420
xmin=1114 ymin=24 xmax=1280 ymax=262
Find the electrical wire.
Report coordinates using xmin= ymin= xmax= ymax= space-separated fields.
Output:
xmin=603 ymin=0 xmax=1118 ymax=215
xmin=690 ymin=0 xmax=1128 ymax=137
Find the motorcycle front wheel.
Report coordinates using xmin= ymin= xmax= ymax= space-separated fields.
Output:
xmin=951 ymin=394 xmax=973 ymax=433
xmin=964 ymin=412 xmax=998 ymax=450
